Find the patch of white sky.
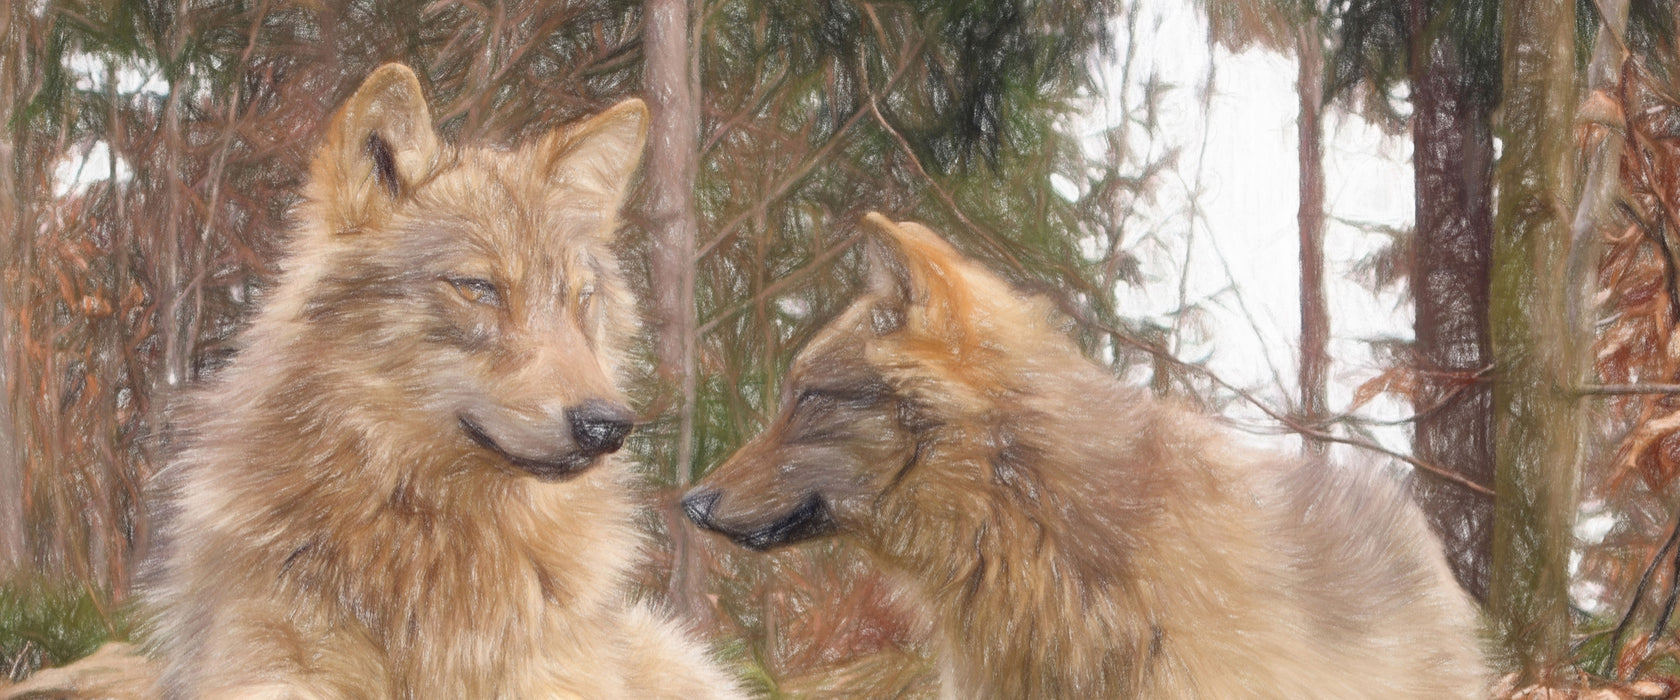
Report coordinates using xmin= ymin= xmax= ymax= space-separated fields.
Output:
xmin=51 ymin=51 xmax=169 ymax=197
xmin=1067 ymin=0 xmax=1416 ymax=458
xmin=1573 ymin=500 xmax=1617 ymax=615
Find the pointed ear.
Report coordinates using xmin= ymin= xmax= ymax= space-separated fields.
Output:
xmin=861 ymin=212 xmax=969 ymax=337
xmin=316 ymin=63 xmax=439 ymax=233
xmin=864 ymin=234 xmax=909 ymax=333
xmin=541 ymin=99 xmax=649 ymax=218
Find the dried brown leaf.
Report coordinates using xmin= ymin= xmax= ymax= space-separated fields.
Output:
xmin=1348 ymin=365 xmax=1417 ymax=413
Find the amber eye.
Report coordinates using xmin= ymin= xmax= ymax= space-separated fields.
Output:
xmin=448 ymin=277 xmax=501 ymax=307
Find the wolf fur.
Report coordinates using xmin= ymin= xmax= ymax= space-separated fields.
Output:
xmin=684 ymin=213 xmax=1490 ymax=698
xmin=141 ymin=64 xmax=742 ymax=700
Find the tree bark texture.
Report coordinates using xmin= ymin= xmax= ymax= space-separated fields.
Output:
xmin=0 ymin=2 xmax=29 ymax=573
xmin=1296 ymin=16 xmax=1328 ymax=454
xmin=1407 ymin=0 xmax=1497 ymax=603
xmin=1491 ymin=0 xmax=1580 ymax=681
xmin=644 ymin=0 xmax=707 ymax=623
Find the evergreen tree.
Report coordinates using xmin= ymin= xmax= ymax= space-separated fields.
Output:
xmin=1326 ymin=0 xmax=1501 ymax=602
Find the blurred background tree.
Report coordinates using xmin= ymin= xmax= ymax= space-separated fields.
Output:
xmin=1197 ymin=0 xmax=1329 ymax=458
xmin=1488 ymin=0 xmax=1577 ymax=681
xmin=1323 ymin=0 xmax=1503 ymax=604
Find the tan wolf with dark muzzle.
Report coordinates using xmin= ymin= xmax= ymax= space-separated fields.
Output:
xmin=684 ymin=213 xmax=1489 ymax=698
xmin=138 ymin=64 xmax=743 ymax=699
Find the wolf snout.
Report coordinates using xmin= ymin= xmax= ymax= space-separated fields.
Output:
xmin=682 ymin=487 xmax=722 ymax=528
xmin=681 ymin=488 xmax=836 ymax=551
xmin=569 ymin=399 xmax=635 ymax=455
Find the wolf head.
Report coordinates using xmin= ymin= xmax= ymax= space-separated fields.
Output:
xmin=685 ymin=213 xmax=1072 ymax=550
xmin=267 ymin=64 xmax=647 ymax=482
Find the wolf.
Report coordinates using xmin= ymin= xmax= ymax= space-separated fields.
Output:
xmin=684 ymin=213 xmax=1490 ymax=698
xmin=140 ymin=64 xmax=743 ymax=699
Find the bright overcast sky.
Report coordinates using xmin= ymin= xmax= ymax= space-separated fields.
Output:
xmin=1086 ymin=0 xmax=1415 ymax=456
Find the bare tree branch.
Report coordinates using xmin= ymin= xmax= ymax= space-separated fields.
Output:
xmin=1053 ymin=298 xmax=1496 ymax=498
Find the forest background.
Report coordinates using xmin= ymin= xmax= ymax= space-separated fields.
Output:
xmin=4 ymin=0 xmax=1680 ymax=696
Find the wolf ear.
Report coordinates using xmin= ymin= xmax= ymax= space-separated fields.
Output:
xmin=318 ymin=63 xmax=439 ymax=233
xmin=541 ymin=99 xmax=649 ymax=220
xmin=864 ymin=237 xmax=909 ymax=334
xmin=861 ymin=212 xmax=969 ymax=337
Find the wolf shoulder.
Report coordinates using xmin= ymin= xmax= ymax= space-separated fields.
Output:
xmin=1256 ymin=455 xmax=1492 ymax=697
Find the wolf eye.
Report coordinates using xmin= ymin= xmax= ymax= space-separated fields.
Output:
xmin=577 ymin=282 xmax=595 ymax=313
xmin=794 ymin=390 xmax=827 ymax=411
xmin=448 ymin=277 xmax=502 ymax=307
xmin=795 ymin=385 xmax=885 ymax=410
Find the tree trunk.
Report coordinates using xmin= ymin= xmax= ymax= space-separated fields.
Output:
xmin=157 ymin=0 xmax=194 ymax=401
xmin=1490 ymin=0 xmax=1579 ymax=681
xmin=644 ymin=0 xmax=708 ymax=624
xmin=1406 ymin=0 xmax=1497 ymax=603
xmin=1296 ymin=16 xmax=1328 ymax=453
xmin=0 ymin=1 xmax=29 ymax=574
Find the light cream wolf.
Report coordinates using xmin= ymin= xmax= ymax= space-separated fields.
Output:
xmin=140 ymin=64 xmax=742 ymax=699
xmin=684 ymin=214 xmax=1489 ymax=698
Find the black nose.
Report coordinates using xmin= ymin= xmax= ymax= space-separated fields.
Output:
xmin=682 ymin=487 xmax=721 ymax=528
xmin=568 ymin=400 xmax=634 ymax=456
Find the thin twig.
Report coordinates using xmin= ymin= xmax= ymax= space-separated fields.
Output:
xmin=1606 ymin=500 xmax=1680 ymax=679
xmin=864 ymin=85 xmax=1026 ymax=274
xmin=7 ymin=640 xmax=32 ymax=682
xmin=1576 ymin=384 xmax=1680 ymax=395
xmin=1058 ymin=299 xmax=1496 ymax=498
xmin=1171 ymin=57 xmax=1207 ymax=359
xmin=1201 ymin=195 xmax=1296 ymax=401
xmin=1628 ymin=128 xmax=1680 ymax=289
xmin=694 ymin=34 xmax=927 ymax=263
xmin=1648 ymin=531 xmax=1680 ymax=658
xmin=696 ymin=233 xmax=863 ymax=337
xmin=83 ymin=578 xmax=116 ymax=637
xmin=1331 ymin=365 xmax=1494 ymax=429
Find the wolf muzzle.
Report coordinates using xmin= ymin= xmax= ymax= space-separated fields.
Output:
xmin=459 ymin=399 xmax=634 ymax=481
xmin=682 ymin=488 xmax=837 ymax=551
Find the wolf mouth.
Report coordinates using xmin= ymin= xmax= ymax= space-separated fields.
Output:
xmin=459 ymin=415 xmax=597 ymax=481
xmin=683 ymin=489 xmax=837 ymax=551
